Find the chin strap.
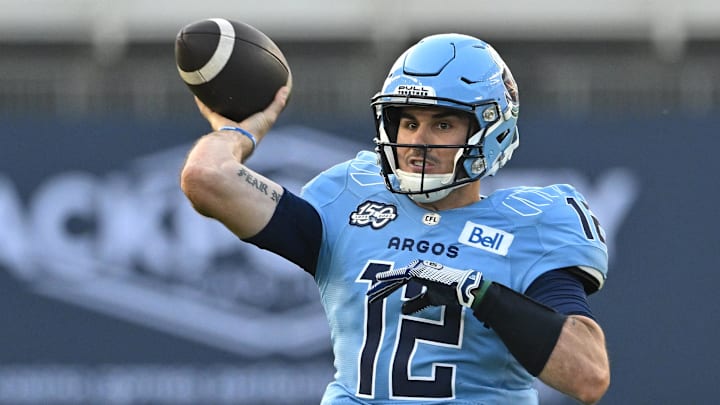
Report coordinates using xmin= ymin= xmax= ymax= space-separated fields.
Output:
xmin=396 ymin=170 xmax=456 ymax=203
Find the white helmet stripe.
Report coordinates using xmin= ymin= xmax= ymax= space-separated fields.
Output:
xmin=177 ymin=18 xmax=235 ymax=85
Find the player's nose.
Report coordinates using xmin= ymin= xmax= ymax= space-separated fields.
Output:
xmin=409 ymin=123 xmax=433 ymax=144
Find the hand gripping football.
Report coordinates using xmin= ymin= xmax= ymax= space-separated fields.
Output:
xmin=175 ymin=18 xmax=291 ymax=122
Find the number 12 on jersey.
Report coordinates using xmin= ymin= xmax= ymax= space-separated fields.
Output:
xmin=357 ymin=261 xmax=463 ymax=400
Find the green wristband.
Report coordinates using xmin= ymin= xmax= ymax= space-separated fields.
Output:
xmin=471 ymin=280 xmax=492 ymax=309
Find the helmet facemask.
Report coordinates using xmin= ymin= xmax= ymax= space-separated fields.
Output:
xmin=374 ymin=104 xmax=487 ymax=203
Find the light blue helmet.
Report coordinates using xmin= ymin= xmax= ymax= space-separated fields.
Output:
xmin=372 ymin=33 xmax=520 ymax=203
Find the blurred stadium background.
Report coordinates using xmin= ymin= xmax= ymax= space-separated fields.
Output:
xmin=0 ymin=1 xmax=718 ymax=403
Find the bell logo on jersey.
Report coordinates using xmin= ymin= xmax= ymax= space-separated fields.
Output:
xmin=458 ymin=221 xmax=514 ymax=256
xmin=349 ymin=201 xmax=398 ymax=229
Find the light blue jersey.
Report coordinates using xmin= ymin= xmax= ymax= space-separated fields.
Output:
xmin=301 ymin=151 xmax=608 ymax=404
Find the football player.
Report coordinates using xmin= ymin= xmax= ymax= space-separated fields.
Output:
xmin=181 ymin=33 xmax=610 ymax=404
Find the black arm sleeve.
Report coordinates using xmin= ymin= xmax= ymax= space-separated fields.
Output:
xmin=470 ymin=267 xmax=597 ymax=376
xmin=244 ymin=188 xmax=322 ymax=275
xmin=472 ymin=282 xmax=567 ymax=376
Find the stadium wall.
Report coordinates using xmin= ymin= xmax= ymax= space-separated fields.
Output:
xmin=0 ymin=112 xmax=717 ymax=403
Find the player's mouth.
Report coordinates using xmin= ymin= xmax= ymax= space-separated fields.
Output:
xmin=406 ymin=156 xmax=439 ymax=173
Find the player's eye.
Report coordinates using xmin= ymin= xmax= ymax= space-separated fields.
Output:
xmin=402 ymin=121 xmax=418 ymax=130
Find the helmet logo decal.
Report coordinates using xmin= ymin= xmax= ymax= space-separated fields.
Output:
xmin=395 ymin=85 xmax=436 ymax=98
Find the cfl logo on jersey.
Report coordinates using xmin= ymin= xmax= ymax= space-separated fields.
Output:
xmin=349 ymin=201 xmax=398 ymax=229
xmin=458 ymin=221 xmax=514 ymax=256
xmin=422 ymin=212 xmax=441 ymax=226
xmin=395 ymin=85 xmax=436 ymax=98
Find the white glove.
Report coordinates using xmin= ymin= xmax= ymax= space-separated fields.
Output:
xmin=367 ymin=259 xmax=484 ymax=314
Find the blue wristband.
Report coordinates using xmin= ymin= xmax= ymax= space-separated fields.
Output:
xmin=219 ymin=126 xmax=257 ymax=152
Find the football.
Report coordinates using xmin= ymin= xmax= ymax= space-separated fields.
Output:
xmin=175 ymin=18 xmax=291 ymax=122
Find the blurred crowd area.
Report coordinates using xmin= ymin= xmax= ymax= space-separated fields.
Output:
xmin=1 ymin=34 xmax=719 ymax=129
xmin=2 ymin=0 xmax=720 ymax=126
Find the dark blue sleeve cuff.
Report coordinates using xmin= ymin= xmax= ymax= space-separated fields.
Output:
xmin=524 ymin=268 xmax=596 ymax=320
xmin=244 ymin=188 xmax=322 ymax=275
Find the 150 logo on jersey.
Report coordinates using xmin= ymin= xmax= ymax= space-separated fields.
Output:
xmin=458 ymin=221 xmax=514 ymax=256
xmin=349 ymin=201 xmax=398 ymax=229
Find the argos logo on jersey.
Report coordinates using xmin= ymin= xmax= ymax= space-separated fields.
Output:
xmin=458 ymin=221 xmax=514 ymax=256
